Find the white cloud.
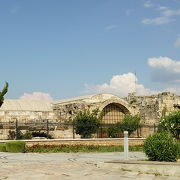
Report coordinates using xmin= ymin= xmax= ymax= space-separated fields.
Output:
xmin=162 ymin=9 xmax=180 ymax=17
xmin=142 ymin=1 xmax=180 ymax=25
xmin=20 ymin=92 xmax=53 ymax=102
xmin=84 ymin=57 xmax=180 ymax=97
xmin=158 ymin=6 xmax=168 ymax=11
xmin=148 ymin=57 xmax=180 ymax=82
xmin=144 ymin=1 xmax=153 ymax=8
xmin=142 ymin=16 xmax=172 ymax=25
xmin=175 ymin=38 xmax=180 ymax=48
xmin=164 ymin=87 xmax=180 ymax=94
xmin=84 ymin=73 xmax=157 ymax=97
xmin=148 ymin=57 xmax=180 ymax=73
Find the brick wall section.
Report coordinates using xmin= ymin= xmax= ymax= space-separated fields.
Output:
xmin=24 ymin=138 xmax=145 ymax=148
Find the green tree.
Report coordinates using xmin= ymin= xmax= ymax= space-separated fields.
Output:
xmin=117 ymin=114 xmax=140 ymax=136
xmin=0 ymin=82 xmax=8 ymax=107
xmin=108 ymin=126 xmax=119 ymax=138
xmin=158 ymin=111 xmax=180 ymax=139
xmin=73 ymin=109 xmax=100 ymax=138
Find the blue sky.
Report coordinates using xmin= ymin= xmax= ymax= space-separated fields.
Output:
xmin=0 ymin=0 xmax=180 ymax=101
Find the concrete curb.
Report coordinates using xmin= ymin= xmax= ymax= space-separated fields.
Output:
xmin=98 ymin=160 xmax=180 ymax=177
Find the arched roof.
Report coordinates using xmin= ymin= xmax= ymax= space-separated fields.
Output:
xmin=54 ymin=93 xmax=128 ymax=104
xmin=53 ymin=93 xmax=135 ymax=114
xmin=0 ymin=99 xmax=53 ymax=112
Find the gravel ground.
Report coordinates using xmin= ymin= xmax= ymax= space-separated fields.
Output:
xmin=0 ymin=152 xmax=179 ymax=180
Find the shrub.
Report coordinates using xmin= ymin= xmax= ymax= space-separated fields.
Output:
xmin=73 ymin=109 xmax=100 ymax=138
xmin=5 ymin=141 xmax=25 ymax=153
xmin=22 ymin=131 xmax=32 ymax=139
xmin=144 ymin=132 xmax=180 ymax=162
xmin=0 ymin=143 xmax=7 ymax=152
xmin=117 ymin=114 xmax=140 ymax=136
xmin=8 ymin=130 xmax=16 ymax=140
xmin=8 ymin=130 xmax=33 ymax=140
xmin=108 ymin=126 xmax=119 ymax=138
xmin=158 ymin=111 xmax=180 ymax=139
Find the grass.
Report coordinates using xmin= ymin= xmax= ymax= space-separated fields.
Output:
xmin=5 ymin=141 xmax=25 ymax=153
xmin=0 ymin=143 xmax=7 ymax=152
xmin=26 ymin=145 xmax=144 ymax=153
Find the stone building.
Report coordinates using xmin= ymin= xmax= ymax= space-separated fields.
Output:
xmin=53 ymin=93 xmax=138 ymax=124
xmin=0 ymin=92 xmax=180 ymax=139
xmin=0 ymin=99 xmax=55 ymax=139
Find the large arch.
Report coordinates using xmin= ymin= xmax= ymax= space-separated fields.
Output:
xmin=98 ymin=99 xmax=133 ymax=124
xmin=101 ymin=103 xmax=129 ymax=124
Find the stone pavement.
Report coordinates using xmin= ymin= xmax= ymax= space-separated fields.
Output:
xmin=0 ymin=152 xmax=179 ymax=180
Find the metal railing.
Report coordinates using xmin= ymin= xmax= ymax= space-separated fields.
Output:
xmin=0 ymin=119 xmax=158 ymax=140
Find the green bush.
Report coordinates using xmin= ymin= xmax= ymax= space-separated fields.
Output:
xmin=22 ymin=131 xmax=32 ymax=139
xmin=5 ymin=141 xmax=25 ymax=153
xmin=0 ymin=143 xmax=7 ymax=152
xmin=158 ymin=111 xmax=180 ymax=139
xmin=144 ymin=132 xmax=180 ymax=162
xmin=108 ymin=126 xmax=119 ymax=138
xmin=117 ymin=114 xmax=140 ymax=136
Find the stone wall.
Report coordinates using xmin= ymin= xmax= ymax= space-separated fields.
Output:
xmin=0 ymin=92 xmax=180 ymax=139
xmin=53 ymin=94 xmax=137 ymax=123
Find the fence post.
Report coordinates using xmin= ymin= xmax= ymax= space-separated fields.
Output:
xmin=124 ymin=131 xmax=129 ymax=160
xmin=72 ymin=123 xmax=75 ymax=139
xmin=154 ymin=123 xmax=156 ymax=133
xmin=15 ymin=118 xmax=18 ymax=140
xmin=46 ymin=119 xmax=49 ymax=138
xmin=137 ymin=124 xmax=139 ymax=137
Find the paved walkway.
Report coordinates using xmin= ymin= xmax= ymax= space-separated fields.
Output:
xmin=0 ymin=152 xmax=179 ymax=180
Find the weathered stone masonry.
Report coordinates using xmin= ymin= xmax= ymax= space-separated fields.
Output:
xmin=0 ymin=92 xmax=180 ymax=139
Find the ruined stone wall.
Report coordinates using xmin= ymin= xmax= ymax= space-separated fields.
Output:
xmin=0 ymin=110 xmax=55 ymax=123
xmin=126 ymin=92 xmax=180 ymax=125
xmin=0 ymin=110 xmax=56 ymax=139
xmin=1 ymin=92 xmax=180 ymax=139
xmin=53 ymin=102 xmax=87 ymax=122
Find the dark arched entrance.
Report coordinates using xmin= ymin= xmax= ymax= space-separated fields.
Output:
xmin=101 ymin=103 xmax=129 ymax=124
xmin=97 ymin=103 xmax=130 ymax=138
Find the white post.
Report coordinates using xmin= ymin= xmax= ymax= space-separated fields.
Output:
xmin=124 ymin=131 xmax=129 ymax=160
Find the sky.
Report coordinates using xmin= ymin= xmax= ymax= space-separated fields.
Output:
xmin=0 ymin=0 xmax=180 ymax=101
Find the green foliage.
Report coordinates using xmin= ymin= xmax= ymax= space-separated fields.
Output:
xmin=8 ymin=130 xmax=16 ymax=140
xmin=73 ymin=109 xmax=100 ymax=138
xmin=117 ymin=114 xmax=140 ymax=136
xmin=108 ymin=126 xmax=119 ymax=138
xmin=158 ymin=111 xmax=180 ymax=139
xmin=0 ymin=82 xmax=8 ymax=107
xmin=0 ymin=143 xmax=7 ymax=152
xmin=5 ymin=141 xmax=25 ymax=153
xmin=8 ymin=130 xmax=32 ymax=140
xmin=26 ymin=144 xmax=143 ymax=153
xmin=22 ymin=131 xmax=32 ymax=139
xmin=144 ymin=132 xmax=180 ymax=162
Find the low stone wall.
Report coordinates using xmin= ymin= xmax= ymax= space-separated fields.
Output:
xmin=24 ymin=138 xmax=145 ymax=148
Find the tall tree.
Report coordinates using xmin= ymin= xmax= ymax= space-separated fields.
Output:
xmin=73 ymin=109 xmax=100 ymax=138
xmin=0 ymin=82 xmax=8 ymax=107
